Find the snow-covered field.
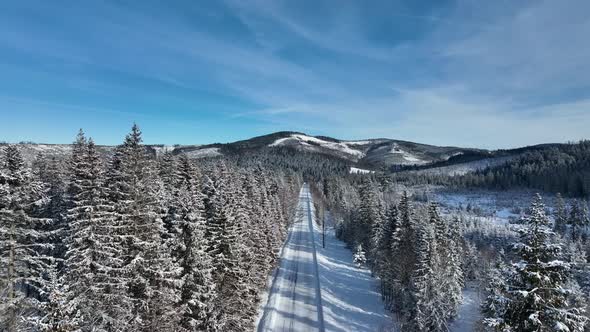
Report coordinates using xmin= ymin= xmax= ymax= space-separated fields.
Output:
xmin=433 ymin=189 xmax=544 ymax=222
xmin=312 ymin=214 xmax=394 ymax=332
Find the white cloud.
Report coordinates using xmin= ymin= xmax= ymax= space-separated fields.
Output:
xmin=2 ymin=0 xmax=589 ymax=147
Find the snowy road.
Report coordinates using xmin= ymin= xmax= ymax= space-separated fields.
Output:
xmin=257 ymin=184 xmax=325 ymax=332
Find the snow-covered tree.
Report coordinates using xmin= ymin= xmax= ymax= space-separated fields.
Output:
xmin=357 ymin=179 xmax=381 ymax=256
xmin=375 ymin=204 xmax=398 ymax=307
xmin=554 ymin=193 xmax=568 ymax=234
xmin=353 ymin=244 xmax=367 ymax=267
xmin=108 ymin=124 xmax=179 ymax=331
xmin=35 ymin=262 xmax=81 ymax=332
xmin=169 ymin=154 xmax=218 ymax=331
xmin=412 ymin=210 xmax=436 ymax=332
xmin=569 ymin=200 xmax=589 ymax=241
xmin=482 ymin=256 xmax=511 ymax=330
xmin=413 ymin=203 xmax=463 ymax=332
xmin=391 ymin=191 xmax=419 ymax=320
xmin=494 ymin=194 xmax=588 ymax=331
xmin=0 ymin=145 xmax=54 ymax=331
xmin=63 ymin=132 xmax=129 ymax=329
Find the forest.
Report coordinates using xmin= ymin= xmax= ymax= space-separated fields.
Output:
xmin=392 ymin=141 xmax=590 ymax=198
xmin=1 ymin=125 xmax=589 ymax=331
xmin=0 ymin=125 xmax=301 ymax=331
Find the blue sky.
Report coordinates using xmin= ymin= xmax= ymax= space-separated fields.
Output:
xmin=1 ymin=0 xmax=589 ymax=148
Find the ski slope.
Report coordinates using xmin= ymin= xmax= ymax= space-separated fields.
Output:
xmin=257 ymin=184 xmax=325 ymax=332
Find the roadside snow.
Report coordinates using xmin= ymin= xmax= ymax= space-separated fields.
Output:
xmin=312 ymin=212 xmax=394 ymax=331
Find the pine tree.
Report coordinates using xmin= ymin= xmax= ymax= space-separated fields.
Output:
xmin=413 ymin=203 xmax=463 ymax=332
xmin=220 ymin=169 xmax=260 ymax=331
xmin=570 ymin=200 xmax=584 ymax=241
xmin=38 ymin=155 xmax=68 ymax=268
xmin=353 ymin=244 xmax=367 ymax=267
xmin=109 ymin=124 xmax=179 ymax=331
xmin=171 ymin=154 xmax=218 ymax=331
xmin=482 ymin=257 xmax=511 ymax=329
xmin=35 ymin=262 xmax=81 ymax=332
xmin=357 ymin=179 xmax=381 ymax=256
xmin=442 ymin=216 xmax=464 ymax=320
xmin=202 ymin=169 xmax=244 ymax=330
xmin=64 ymin=132 xmax=127 ymax=329
xmin=412 ymin=210 xmax=436 ymax=332
xmin=0 ymin=145 xmax=52 ymax=331
xmin=554 ymin=193 xmax=568 ymax=234
xmin=391 ymin=191 xmax=419 ymax=323
xmin=501 ymin=194 xmax=587 ymax=331
xmin=375 ymin=204 xmax=398 ymax=307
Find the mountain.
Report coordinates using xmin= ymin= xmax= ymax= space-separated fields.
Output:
xmin=0 ymin=132 xmax=563 ymax=174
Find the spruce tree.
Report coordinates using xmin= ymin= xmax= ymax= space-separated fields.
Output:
xmin=391 ymin=191 xmax=419 ymax=323
xmin=554 ymin=193 xmax=568 ymax=234
xmin=0 ymin=145 xmax=52 ymax=331
xmin=171 ymin=154 xmax=218 ymax=331
xmin=482 ymin=257 xmax=511 ymax=329
xmin=357 ymin=179 xmax=381 ymax=256
xmin=64 ymin=132 xmax=127 ymax=329
xmin=501 ymin=194 xmax=587 ymax=331
xmin=36 ymin=262 xmax=81 ymax=332
xmin=109 ymin=124 xmax=178 ymax=331
xmin=376 ymin=204 xmax=398 ymax=307
xmin=412 ymin=210 xmax=436 ymax=332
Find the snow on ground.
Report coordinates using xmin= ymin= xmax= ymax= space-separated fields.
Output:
xmin=434 ymin=190 xmax=536 ymax=223
xmin=269 ymin=134 xmax=366 ymax=159
xmin=450 ymin=287 xmax=483 ymax=332
xmin=312 ymin=212 xmax=394 ymax=332
xmin=257 ymin=184 xmax=325 ymax=332
xmin=389 ymin=143 xmax=428 ymax=164
xmin=418 ymin=156 xmax=514 ymax=176
xmin=342 ymin=139 xmax=388 ymax=146
xmin=342 ymin=140 xmax=372 ymax=145
xmin=184 ymin=147 xmax=222 ymax=158
xmin=350 ymin=167 xmax=374 ymax=174
xmin=257 ymin=185 xmax=394 ymax=332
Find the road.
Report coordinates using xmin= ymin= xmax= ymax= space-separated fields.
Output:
xmin=257 ymin=183 xmax=325 ymax=332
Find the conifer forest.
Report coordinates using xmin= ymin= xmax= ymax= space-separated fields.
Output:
xmin=1 ymin=126 xmax=589 ymax=332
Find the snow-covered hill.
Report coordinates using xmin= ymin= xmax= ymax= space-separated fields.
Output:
xmin=1 ymin=131 xmax=540 ymax=176
xmin=265 ymin=133 xmax=481 ymax=167
xmin=268 ymin=133 xmax=373 ymax=161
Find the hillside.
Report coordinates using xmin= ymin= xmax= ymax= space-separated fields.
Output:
xmin=0 ymin=132 xmax=568 ymax=177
